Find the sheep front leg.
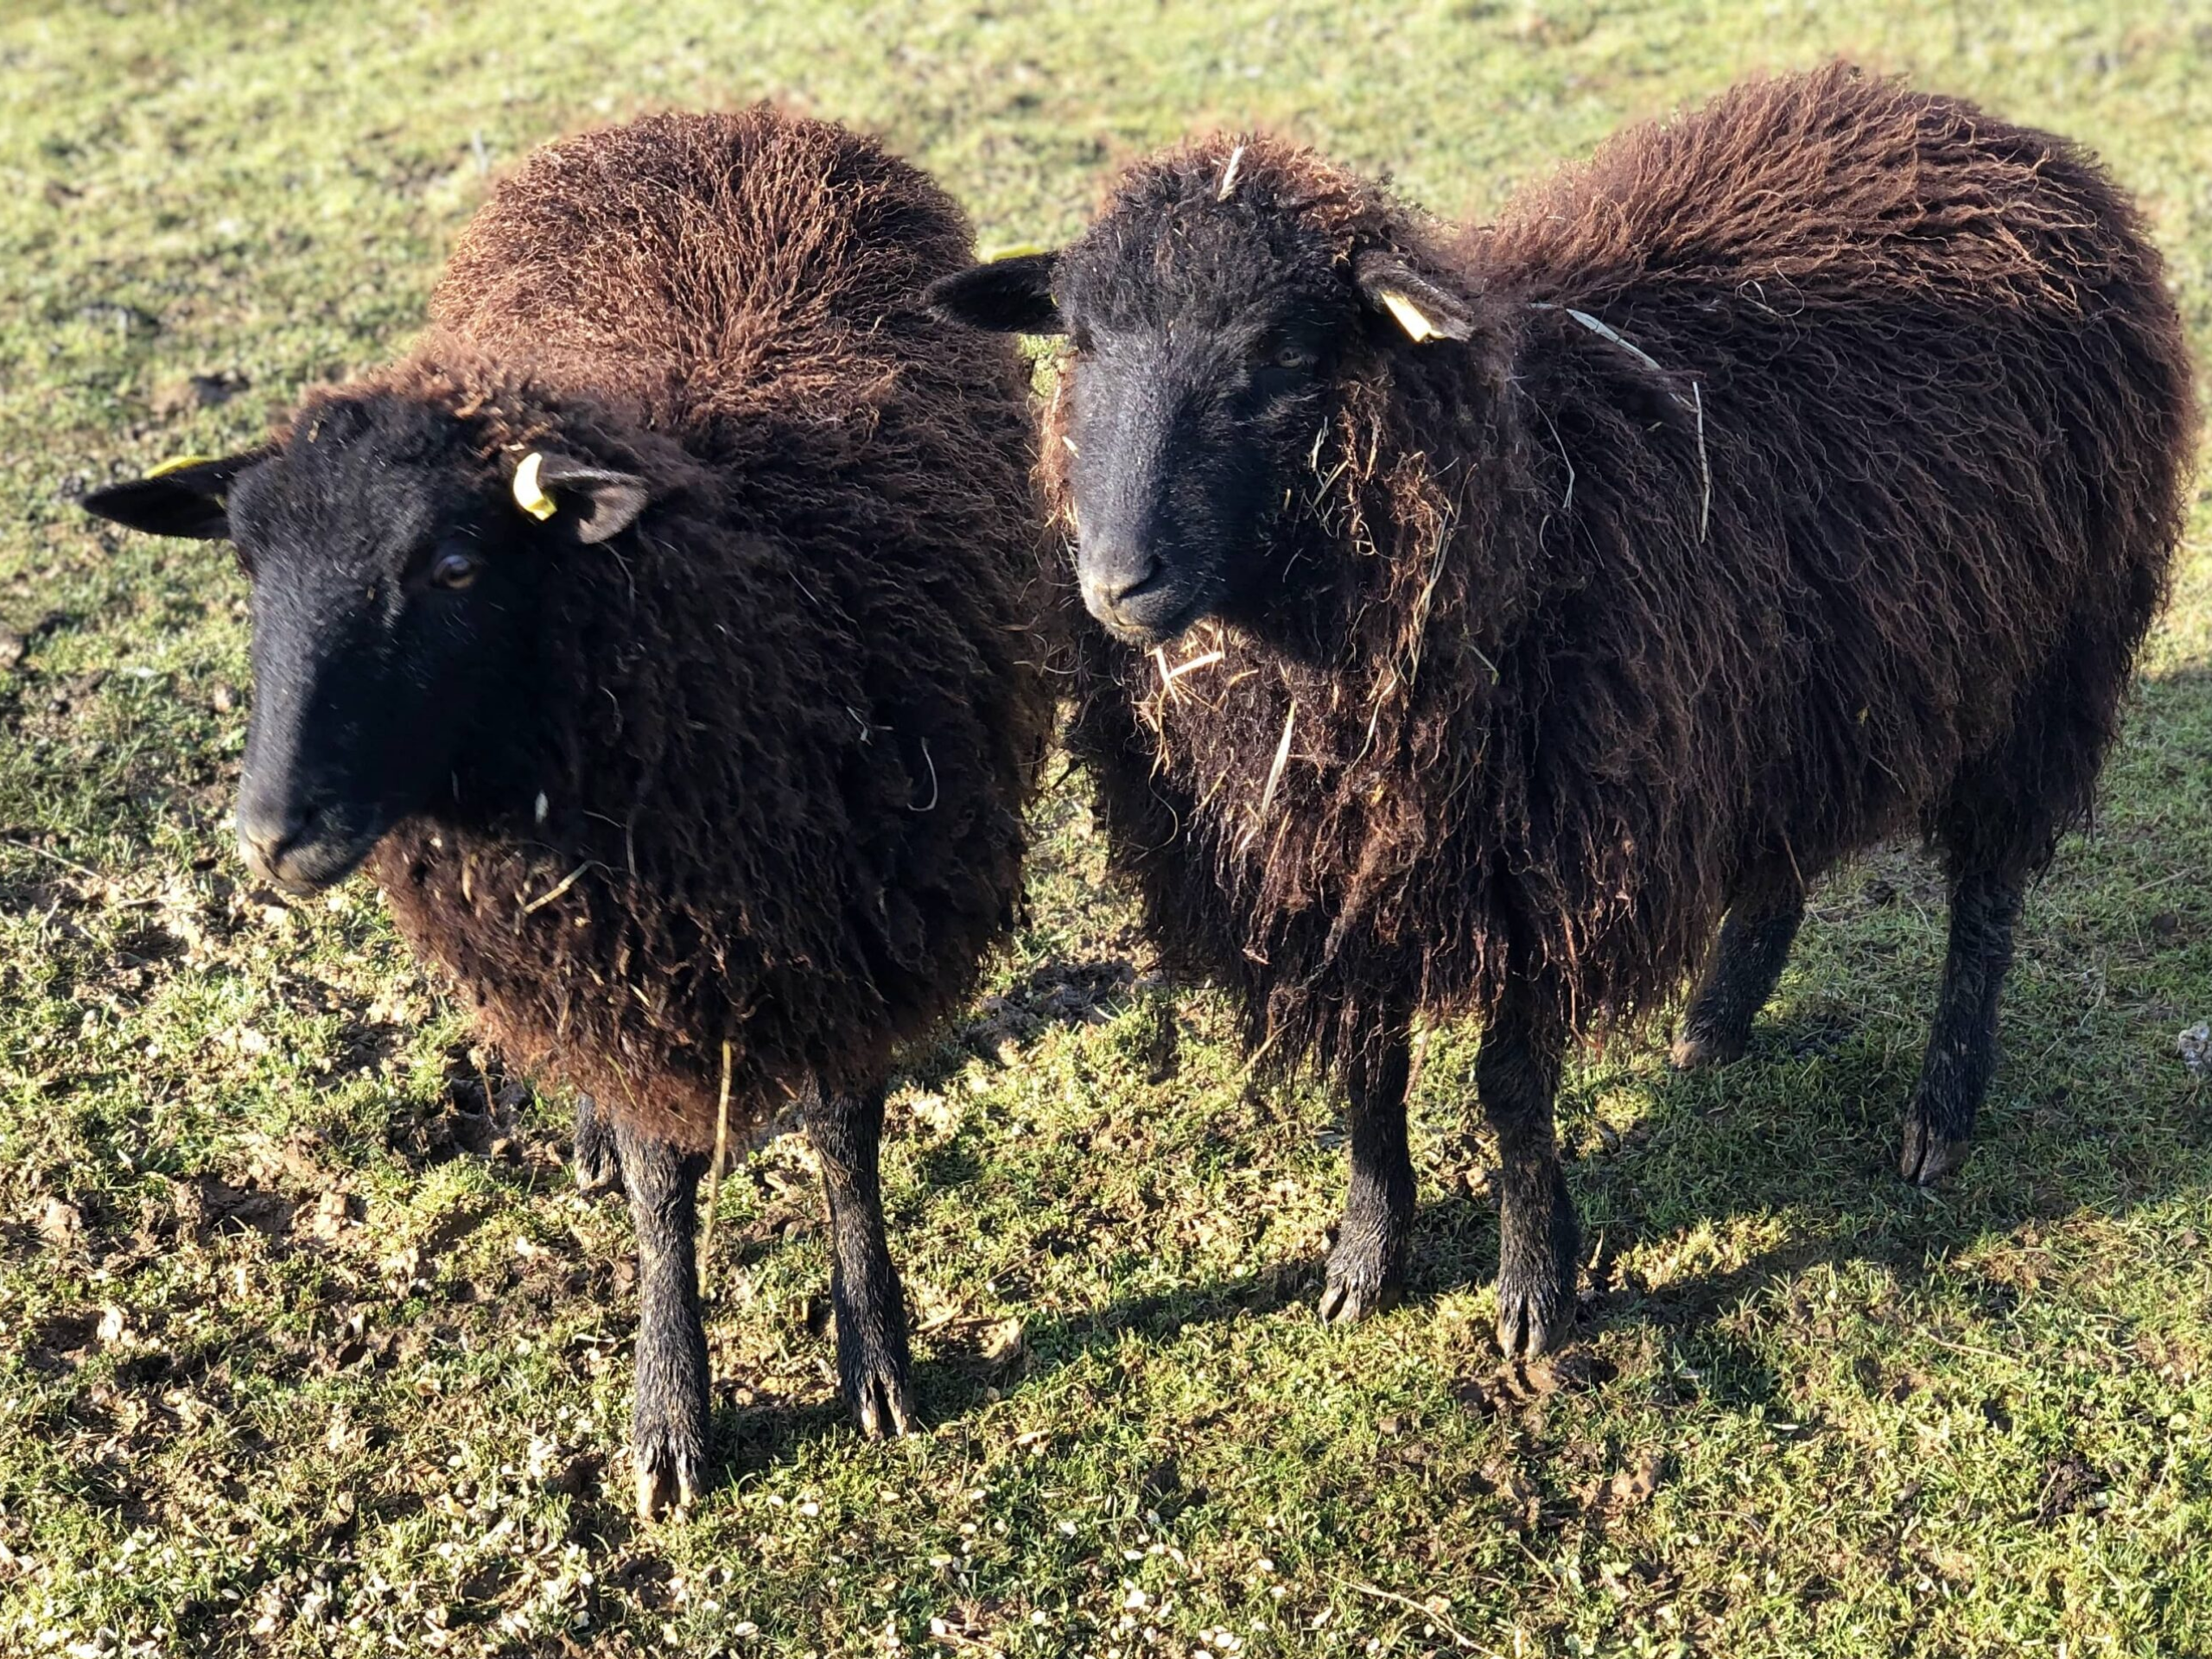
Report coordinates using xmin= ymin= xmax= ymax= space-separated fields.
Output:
xmin=1482 ymin=987 xmax=1580 ymax=1358
xmin=805 ymin=1081 xmax=916 ymax=1437
xmin=613 ymin=1117 xmax=712 ymax=1520
xmin=1319 ymin=1014 xmax=1416 ymax=1325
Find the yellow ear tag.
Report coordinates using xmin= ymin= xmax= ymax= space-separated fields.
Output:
xmin=146 ymin=453 xmax=219 ymax=479
xmin=1376 ymin=289 xmax=1443 ymax=344
xmin=512 ymin=451 xmax=557 ymax=521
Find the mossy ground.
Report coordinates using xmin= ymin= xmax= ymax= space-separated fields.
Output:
xmin=2 ymin=3 xmax=2209 ymax=1655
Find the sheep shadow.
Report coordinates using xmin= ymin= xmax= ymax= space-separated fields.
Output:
xmin=695 ymin=1267 xmax=1319 ymax=1489
xmin=897 ymin=954 xmax=1144 ymax=1096
xmin=863 ymin=1034 xmax=2187 ymax=1446
xmin=868 ymin=659 xmax=2212 ymax=1433
xmin=661 ymin=664 xmax=2212 ymax=1495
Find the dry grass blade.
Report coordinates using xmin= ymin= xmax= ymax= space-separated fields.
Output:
xmin=517 ymin=860 xmax=596 ymax=917
xmin=697 ymin=1039 xmax=734 ymax=1300
xmin=1328 ymin=1573 xmax=1497 ymax=1653
xmin=2 ymin=837 xmax=105 ymax=882
xmin=1693 ymin=378 xmax=1710 ymax=543
xmin=1536 ymin=302 xmax=1669 ymax=374
xmin=1217 ymin=141 xmax=1246 ymax=200
xmin=1157 ymin=646 xmax=1224 ymax=698
xmin=1257 ymin=698 xmax=1298 ymax=821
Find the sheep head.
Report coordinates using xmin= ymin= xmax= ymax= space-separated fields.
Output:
xmin=930 ymin=135 xmax=1479 ymax=649
xmin=80 ymin=385 xmax=651 ymax=894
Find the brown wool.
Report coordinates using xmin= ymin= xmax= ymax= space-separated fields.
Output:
xmin=298 ymin=109 xmax=1052 ymax=1149
xmin=1055 ymin=67 xmax=2197 ymax=1077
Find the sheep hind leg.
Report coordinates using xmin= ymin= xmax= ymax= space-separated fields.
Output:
xmin=806 ymin=1081 xmax=916 ymax=1438
xmin=570 ymin=1093 xmax=622 ymax=1195
xmin=1669 ymin=887 xmax=1805 ymax=1070
xmin=1899 ymin=864 xmax=2023 ymax=1186
xmin=1483 ymin=987 xmax=1580 ymax=1359
xmin=613 ymin=1117 xmax=713 ymax=1520
xmin=1319 ymin=1013 xmax=1416 ymax=1325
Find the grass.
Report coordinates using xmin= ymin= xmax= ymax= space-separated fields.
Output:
xmin=2 ymin=2 xmax=2209 ymax=1655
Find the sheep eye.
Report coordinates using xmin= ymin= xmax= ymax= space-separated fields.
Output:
xmin=429 ymin=550 xmax=480 ymax=591
xmin=1270 ymin=342 xmax=1316 ymax=372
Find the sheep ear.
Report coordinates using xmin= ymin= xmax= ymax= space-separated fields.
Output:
xmin=1353 ymin=251 xmax=1475 ymax=345
xmin=512 ymin=451 xmax=652 ymax=544
xmin=926 ymin=251 xmax=1064 ymax=334
xmin=79 ymin=448 xmax=273 ymax=541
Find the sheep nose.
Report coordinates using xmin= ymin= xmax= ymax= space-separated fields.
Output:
xmin=1080 ymin=547 xmax=1162 ymax=620
xmin=235 ymin=799 xmax=308 ymax=883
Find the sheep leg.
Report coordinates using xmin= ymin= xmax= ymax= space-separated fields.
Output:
xmin=1483 ymin=988 xmax=1580 ymax=1358
xmin=614 ymin=1118 xmax=712 ymax=1520
xmin=806 ymin=1082 xmax=916 ymax=1437
xmin=1669 ymin=888 xmax=1805 ymax=1070
xmin=1900 ymin=866 xmax=2022 ymax=1185
xmin=1319 ymin=1014 xmax=1416 ymax=1325
xmin=570 ymin=1092 xmax=622 ymax=1195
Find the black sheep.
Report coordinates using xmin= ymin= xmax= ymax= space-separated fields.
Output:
xmin=931 ymin=66 xmax=2196 ymax=1356
xmin=82 ymin=107 xmax=1052 ymax=1515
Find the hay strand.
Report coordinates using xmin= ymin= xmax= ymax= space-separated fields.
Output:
xmin=1217 ymin=143 xmax=1246 ymax=201
xmin=1535 ymin=302 xmax=1668 ymax=375
xmin=1257 ymin=699 xmax=1298 ymax=821
xmin=518 ymin=860 xmax=596 ymax=917
xmin=1692 ymin=379 xmax=1710 ymax=543
xmin=696 ymin=1039 xmax=734 ymax=1300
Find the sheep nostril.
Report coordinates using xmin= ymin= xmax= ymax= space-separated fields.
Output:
xmin=1084 ymin=550 xmax=1163 ymax=615
xmin=235 ymin=800 xmax=308 ymax=875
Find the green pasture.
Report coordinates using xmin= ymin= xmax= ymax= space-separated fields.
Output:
xmin=1 ymin=2 xmax=2208 ymax=1654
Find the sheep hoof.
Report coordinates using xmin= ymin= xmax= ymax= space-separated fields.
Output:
xmin=1316 ymin=1261 xmax=1404 ymax=1325
xmin=632 ymin=1450 xmax=699 ymax=1522
xmin=1494 ymin=1279 xmax=1573 ymax=1359
xmin=1667 ymin=1027 xmax=1745 ymax=1071
xmin=1899 ymin=1120 xmax=1971 ymax=1186
xmin=1494 ymin=1216 xmax=1578 ymax=1358
xmin=849 ymin=1365 xmax=918 ymax=1440
xmin=630 ymin=1370 xmax=708 ymax=1522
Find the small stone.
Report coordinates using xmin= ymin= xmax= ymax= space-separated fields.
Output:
xmin=982 ymin=1318 xmax=1025 ymax=1368
xmin=38 ymin=1196 xmax=84 ymax=1248
xmin=2179 ymin=1023 xmax=2211 ymax=1077
xmin=1607 ymin=1450 xmax=1663 ymax=1507
xmin=305 ymin=1189 xmax=352 ymax=1242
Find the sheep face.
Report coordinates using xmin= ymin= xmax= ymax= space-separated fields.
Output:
xmin=928 ymin=152 xmax=1478 ymax=650
xmin=934 ymin=231 xmax=1349 ymax=645
xmin=79 ymin=391 xmax=648 ymax=894
xmin=1053 ymin=262 xmax=1351 ymax=645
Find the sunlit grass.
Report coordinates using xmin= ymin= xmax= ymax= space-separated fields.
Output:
xmin=2 ymin=3 xmax=2207 ymax=1654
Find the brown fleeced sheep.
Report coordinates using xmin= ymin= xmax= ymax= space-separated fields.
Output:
xmin=930 ymin=66 xmax=2197 ymax=1357
xmin=82 ymin=107 xmax=1052 ymax=1516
